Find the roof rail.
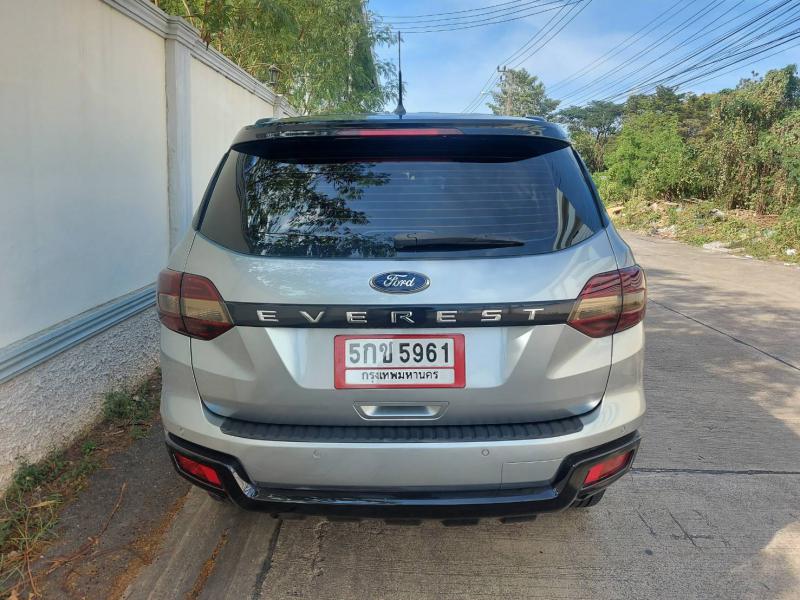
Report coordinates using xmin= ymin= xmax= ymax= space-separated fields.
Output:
xmin=524 ymin=115 xmax=546 ymax=122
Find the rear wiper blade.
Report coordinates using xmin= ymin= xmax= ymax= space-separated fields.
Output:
xmin=394 ymin=233 xmax=524 ymax=251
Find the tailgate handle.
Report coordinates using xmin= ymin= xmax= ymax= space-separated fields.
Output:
xmin=355 ymin=402 xmax=448 ymax=420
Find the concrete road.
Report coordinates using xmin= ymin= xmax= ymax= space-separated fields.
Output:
xmin=123 ymin=233 xmax=800 ymax=600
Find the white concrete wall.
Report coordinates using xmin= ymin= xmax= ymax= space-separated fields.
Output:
xmin=0 ymin=0 xmax=289 ymax=492
xmin=0 ymin=0 xmax=169 ymax=347
xmin=0 ymin=309 xmax=160 ymax=492
xmin=190 ymin=59 xmax=275 ymax=210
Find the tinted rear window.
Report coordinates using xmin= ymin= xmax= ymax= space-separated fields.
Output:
xmin=199 ymin=136 xmax=602 ymax=259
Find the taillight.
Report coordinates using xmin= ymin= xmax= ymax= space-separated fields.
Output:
xmin=583 ymin=450 xmax=634 ymax=486
xmin=173 ymin=452 xmax=223 ymax=488
xmin=156 ymin=269 xmax=233 ymax=340
xmin=568 ymin=266 xmax=646 ymax=337
xmin=157 ymin=269 xmax=183 ymax=333
xmin=617 ymin=266 xmax=647 ymax=331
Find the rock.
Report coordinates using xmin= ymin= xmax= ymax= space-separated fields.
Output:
xmin=656 ymin=225 xmax=677 ymax=237
xmin=703 ymin=241 xmax=732 ymax=252
xmin=607 ymin=205 xmax=624 ymax=215
xmin=785 ymin=248 xmax=797 ymax=256
xmin=709 ymin=208 xmax=727 ymax=221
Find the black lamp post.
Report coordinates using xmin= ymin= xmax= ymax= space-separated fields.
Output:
xmin=267 ymin=65 xmax=280 ymax=87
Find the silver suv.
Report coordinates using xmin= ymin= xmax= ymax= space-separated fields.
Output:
xmin=158 ymin=114 xmax=646 ymax=521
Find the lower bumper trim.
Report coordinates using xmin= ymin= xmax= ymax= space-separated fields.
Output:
xmin=166 ymin=432 xmax=640 ymax=519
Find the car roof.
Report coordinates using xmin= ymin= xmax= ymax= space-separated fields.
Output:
xmin=231 ymin=112 xmax=569 ymax=146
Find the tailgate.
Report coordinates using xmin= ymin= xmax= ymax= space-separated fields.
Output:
xmin=187 ymin=232 xmax=616 ymax=425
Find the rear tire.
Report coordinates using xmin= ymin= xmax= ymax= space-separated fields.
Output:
xmin=571 ymin=490 xmax=605 ymax=508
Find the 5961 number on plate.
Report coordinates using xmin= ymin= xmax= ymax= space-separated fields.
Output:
xmin=334 ymin=334 xmax=465 ymax=389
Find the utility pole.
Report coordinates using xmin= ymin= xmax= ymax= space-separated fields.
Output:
xmin=498 ymin=66 xmax=510 ymax=115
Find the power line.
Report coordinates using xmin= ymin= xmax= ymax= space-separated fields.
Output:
xmin=590 ymin=0 xmax=800 ymax=102
xmin=462 ymin=2 xmax=574 ymax=111
xmin=462 ymin=0 xmax=590 ymax=112
xmin=605 ymin=21 xmax=800 ymax=100
xmin=501 ymin=0 xmax=578 ymax=65
xmin=557 ymin=0 xmax=729 ymax=104
xmin=587 ymin=0 xmax=797 ymax=102
xmin=630 ymin=3 xmax=800 ymax=93
xmin=660 ymin=29 xmax=800 ymax=90
xmin=509 ymin=0 xmax=594 ymax=67
xmin=563 ymin=0 xmax=800 ymax=105
xmin=385 ymin=0 xmax=582 ymax=34
xmin=380 ymin=0 xmax=549 ymax=25
xmin=548 ymin=0 xmax=690 ymax=92
xmin=379 ymin=0 xmax=532 ymax=20
xmin=674 ymin=38 xmax=800 ymax=89
xmin=463 ymin=71 xmax=503 ymax=113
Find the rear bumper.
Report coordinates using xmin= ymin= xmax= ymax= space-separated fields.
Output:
xmin=166 ymin=431 xmax=640 ymax=519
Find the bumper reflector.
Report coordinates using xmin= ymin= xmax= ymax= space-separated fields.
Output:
xmin=174 ymin=452 xmax=222 ymax=488
xmin=583 ymin=450 xmax=633 ymax=486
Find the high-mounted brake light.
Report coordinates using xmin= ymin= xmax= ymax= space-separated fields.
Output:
xmin=567 ymin=266 xmax=646 ymax=338
xmin=336 ymin=128 xmax=463 ymax=137
xmin=156 ymin=269 xmax=233 ymax=340
xmin=173 ymin=452 xmax=222 ymax=488
xmin=583 ymin=450 xmax=634 ymax=486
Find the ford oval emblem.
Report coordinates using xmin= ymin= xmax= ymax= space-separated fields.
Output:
xmin=370 ymin=272 xmax=430 ymax=294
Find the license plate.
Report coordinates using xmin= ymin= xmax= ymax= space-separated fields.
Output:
xmin=334 ymin=334 xmax=465 ymax=389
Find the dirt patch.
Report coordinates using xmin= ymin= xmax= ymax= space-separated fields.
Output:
xmin=25 ymin=420 xmax=190 ymax=600
xmin=1 ymin=372 xmax=191 ymax=599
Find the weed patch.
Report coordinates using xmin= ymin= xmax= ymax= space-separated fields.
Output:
xmin=609 ymin=199 xmax=800 ymax=263
xmin=0 ymin=370 xmax=161 ymax=596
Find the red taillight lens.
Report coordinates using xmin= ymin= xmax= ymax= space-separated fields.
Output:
xmin=567 ymin=266 xmax=646 ymax=337
xmin=180 ymin=274 xmax=233 ymax=339
xmin=567 ymin=271 xmax=622 ymax=337
xmin=583 ymin=450 xmax=634 ymax=486
xmin=156 ymin=269 xmax=233 ymax=340
xmin=174 ymin=452 xmax=222 ymax=487
xmin=336 ymin=128 xmax=463 ymax=137
xmin=157 ymin=269 xmax=184 ymax=333
xmin=617 ymin=266 xmax=647 ymax=332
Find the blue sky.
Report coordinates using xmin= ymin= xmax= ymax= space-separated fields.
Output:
xmin=368 ymin=0 xmax=800 ymax=113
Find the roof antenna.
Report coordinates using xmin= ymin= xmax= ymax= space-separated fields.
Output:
xmin=393 ymin=31 xmax=406 ymax=117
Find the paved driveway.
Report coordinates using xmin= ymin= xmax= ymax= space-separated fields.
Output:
xmin=124 ymin=233 xmax=800 ymax=600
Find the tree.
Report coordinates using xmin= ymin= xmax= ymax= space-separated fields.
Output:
xmin=704 ymin=65 xmax=800 ymax=212
xmin=604 ymin=112 xmax=697 ymax=201
xmin=155 ymin=0 xmax=397 ymax=114
xmin=488 ymin=68 xmax=559 ymax=118
xmin=557 ymin=100 xmax=624 ymax=171
xmin=625 ymin=85 xmax=684 ymax=116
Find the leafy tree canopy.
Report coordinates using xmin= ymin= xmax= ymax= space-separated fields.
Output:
xmin=488 ymin=68 xmax=559 ymax=118
xmin=556 ymin=100 xmax=624 ymax=171
xmin=587 ymin=64 xmax=800 ymax=216
xmin=558 ymin=101 xmax=624 ymax=139
xmin=155 ymin=0 xmax=397 ymax=114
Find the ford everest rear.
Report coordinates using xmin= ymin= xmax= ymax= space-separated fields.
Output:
xmin=158 ymin=114 xmax=646 ymax=521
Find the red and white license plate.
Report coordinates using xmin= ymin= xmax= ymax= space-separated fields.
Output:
xmin=334 ymin=334 xmax=465 ymax=389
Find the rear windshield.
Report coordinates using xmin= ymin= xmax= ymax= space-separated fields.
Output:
xmin=198 ymin=136 xmax=602 ymax=259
